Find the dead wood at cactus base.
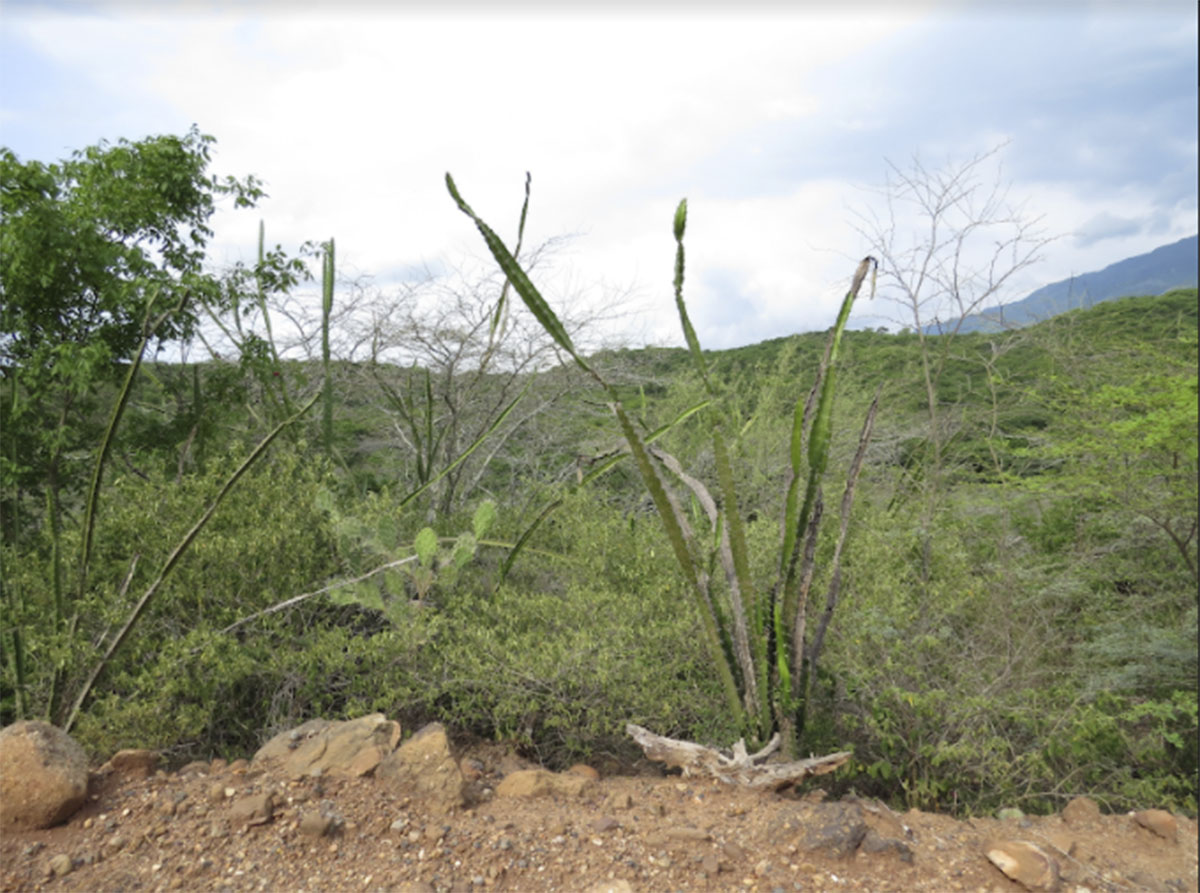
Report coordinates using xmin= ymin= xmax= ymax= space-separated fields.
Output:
xmin=626 ymin=723 xmax=851 ymax=790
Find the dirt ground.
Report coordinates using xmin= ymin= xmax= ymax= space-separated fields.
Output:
xmin=2 ymin=741 xmax=1196 ymax=893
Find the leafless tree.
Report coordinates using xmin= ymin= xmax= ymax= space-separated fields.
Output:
xmin=852 ymin=145 xmax=1056 ymax=574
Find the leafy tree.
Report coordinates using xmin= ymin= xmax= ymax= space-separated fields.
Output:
xmin=1 ymin=125 xmax=269 ymax=541
xmin=0 ymin=128 xmax=315 ymax=725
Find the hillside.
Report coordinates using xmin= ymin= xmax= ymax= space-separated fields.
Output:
xmin=5 ymin=287 xmax=1196 ymax=824
xmin=934 ymin=234 xmax=1198 ymax=334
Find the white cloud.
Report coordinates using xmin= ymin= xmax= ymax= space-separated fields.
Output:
xmin=3 ymin=0 xmax=1195 ymax=348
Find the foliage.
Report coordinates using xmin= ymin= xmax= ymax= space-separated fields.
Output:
xmin=3 ymin=129 xmax=1195 ymax=817
xmin=447 ymin=173 xmax=881 ymax=756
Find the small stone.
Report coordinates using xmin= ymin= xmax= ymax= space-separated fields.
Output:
xmin=567 ymin=763 xmax=600 ymax=781
xmin=722 ymin=841 xmax=747 ymax=861
xmin=859 ymin=828 xmax=913 ymax=863
xmin=701 ymin=852 xmax=720 ymax=875
xmin=1134 ymin=809 xmax=1177 ymax=841
xmin=667 ymin=826 xmax=710 ymax=841
xmin=591 ymin=816 xmax=621 ymax=833
xmin=229 ymin=791 xmax=275 ymax=826
xmin=47 ymin=854 xmax=73 ymax=877
xmin=997 ymin=807 xmax=1025 ymax=821
xmin=583 ymin=882 xmax=634 ymax=893
xmin=300 ymin=812 xmax=334 ymax=837
xmin=986 ymin=840 xmax=1060 ymax=891
xmin=608 ymin=792 xmax=634 ymax=810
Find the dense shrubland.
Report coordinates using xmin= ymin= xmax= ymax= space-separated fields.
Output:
xmin=2 ymin=132 xmax=1194 ymax=817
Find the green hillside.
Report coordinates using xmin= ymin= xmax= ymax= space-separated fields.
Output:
xmin=4 ymin=288 xmax=1195 ymax=817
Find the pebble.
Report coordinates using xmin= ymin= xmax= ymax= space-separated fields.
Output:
xmin=47 ymin=854 xmax=73 ymax=878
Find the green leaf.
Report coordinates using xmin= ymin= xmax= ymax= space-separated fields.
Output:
xmin=451 ymin=532 xmax=477 ymax=570
xmin=473 ymin=499 xmax=497 ymax=540
xmin=414 ymin=527 xmax=438 ymax=567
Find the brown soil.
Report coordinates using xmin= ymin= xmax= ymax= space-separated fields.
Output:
xmin=2 ymin=742 xmax=1196 ymax=893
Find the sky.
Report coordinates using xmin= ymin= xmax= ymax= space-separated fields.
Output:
xmin=1 ymin=0 xmax=1197 ymax=351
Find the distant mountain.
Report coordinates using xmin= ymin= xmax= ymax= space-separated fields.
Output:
xmin=932 ymin=234 xmax=1198 ymax=334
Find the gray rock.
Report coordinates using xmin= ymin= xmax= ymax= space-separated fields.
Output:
xmin=0 ymin=721 xmax=89 ymax=830
xmin=859 ymin=827 xmax=914 ymax=863
xmin=801 ymin=802 xmax=868 ymax=857
xmin=299 ymin=811 xmax=334 ymax=837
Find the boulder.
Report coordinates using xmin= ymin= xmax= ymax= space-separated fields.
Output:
xmin=986 ymin=840 xmax=1060 ymax=891
xmin=495 ymin=768 xmax=595 ymax=799
xmin=376 ymin=722 xmax=465 ymax=814
xmin=0 ymin=721 xmax=90 ymax=830
xmin=97 ymin=748 xmax=159 ymax=781
xmin=253 ymin=714 xmax=401 ymax=779
xmin=800 ymin=801 xmax=869 ymax=858
xmin=1133 ymin=808 xmax=1177 ymax=841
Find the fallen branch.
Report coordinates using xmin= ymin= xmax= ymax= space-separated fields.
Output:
xmin=626 ymin=723 xmax=850 ymax=790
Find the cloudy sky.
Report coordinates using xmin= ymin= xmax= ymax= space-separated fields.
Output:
xmin=2 ymin=0 xmax=1196 ymax=350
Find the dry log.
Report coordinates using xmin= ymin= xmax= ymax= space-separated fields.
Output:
xmin=626 ymin=723 xmax=850 ymax=790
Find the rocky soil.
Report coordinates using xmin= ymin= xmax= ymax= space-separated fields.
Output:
xmin=2 ymin=734 xmax=1196 ymax=893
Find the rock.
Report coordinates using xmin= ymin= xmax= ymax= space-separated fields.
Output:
xmin=859 ymin=827 xmax=913 ymax=863
xmin=607 ymin=791 xmax=634 ymax=810
xmin=228 ymin=791 xmax=275 ymax=826
xmin=494 ymin=768 xmax=595 ymax=799
xmin=376 ymin=722 xmax=465 ymax=814
xmin=299 ymin=811 xmax=334 ymax=837
xmin=666 ymin=825 xmax=710 ymax=841
xmin=997 ymin=807 xmax=1025 ymax=821
xmin=591 ymin=816 xmax=621 ymax=833
xmin=46 ymin=853 xmax=73 ymax=878
xmin=801 ymin=802 xmax=868 ymax=858
xmin=1128 ymin=869 xmax=1170 ymax=891
xmin=1134 ymin=809 xmax=1177 ymax=841
xmin=253 ymin=714 xmax=401 ymax=779
xmin=567 ymin=763 xmax=600 ymax=781
xmin=0 ymin=721 xmax=89 ymax=830
xmin=97 ymin=748 xmax=160 ymax=780
xmin=1061 ymin=796 xmax=1100 ymax=828
xmin=583 ymin=882 xmax=634 ymax=893
xmin=986 ymin=840 xmax=1060 ymax=891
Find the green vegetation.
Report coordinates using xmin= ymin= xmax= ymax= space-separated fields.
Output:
xmin=1 ymin=131 xmax=1195 ymax=818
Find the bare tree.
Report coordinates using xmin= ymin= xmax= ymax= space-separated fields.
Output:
xmin=342 ymin=241 xmax=635 ymax=516
xmin=852 ymin=145 xmax=1055 ymax=575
